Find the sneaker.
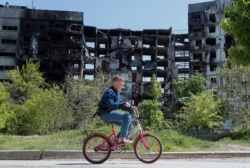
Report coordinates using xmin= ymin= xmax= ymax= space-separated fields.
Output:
xmin=116 ymin=139 xmax=133 ymax=147
xmin=123 ymin=139 xmax=133 ymax=144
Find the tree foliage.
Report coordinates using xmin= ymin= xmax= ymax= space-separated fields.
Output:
xmin=64 ymin=71 xmax=110 ymax=128
xmin=219 ymin=61 xmax=250 ymax=130
xmin=3 ymin=61 xmax=73 ymax=135
xmin=178 ymin=91 xmax=227 ymax=133
xmin=172 ymin=72 xmax=206 ymax=98
xmin=5 ymin=59 xmax=46 ymax=104
xmin=138 ymin=74 xmax=164 ymax=130
xmin=220 ymin=0 xmax=250 ymax=65
xmin=0 ymin=83 xmax=13 ymax=130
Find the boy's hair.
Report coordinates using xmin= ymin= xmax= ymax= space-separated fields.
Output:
xmin=112 ymin=75 xmax=125 ymax=83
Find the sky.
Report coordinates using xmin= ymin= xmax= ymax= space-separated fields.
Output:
xmin=6 ymin=0 xmax=211 ymax=33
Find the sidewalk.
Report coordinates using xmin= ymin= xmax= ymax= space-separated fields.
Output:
xmin=1 ymin=150 xmax=250 ymax=160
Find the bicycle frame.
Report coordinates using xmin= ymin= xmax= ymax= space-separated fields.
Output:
xmin=97 ymin=106 xmax=151 ymax=151
xmin=83 ymin=106 xmax=162 ymax=164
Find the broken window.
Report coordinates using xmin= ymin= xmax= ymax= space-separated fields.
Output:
xmin=38 ymin=49 xmax=46 ymax=55
xmin=210 ymin=65 xmax=216 ymax=71
xmin=85 ymin=64 xmax=94 ymax=69
xmin=157 ymin=55 xmax=164 ymax=60
xmin=84 ymin=74 xmax=94 ymax=80
xmin=209 ymin=13 xmax=216 ymax=23
xmin=192 ymin=65 xmax=202 ymax=71
xmin=192 ymin=27 xmax=202 ymax=33
xmin=143 ymin=77 xmax=150 ymax=82
xmin=71 ymin=24 xmax=81 ymax=32
xmin=0 ymin=52 xmax=15 ymax=56
xmin=209 ymin=25 xmax=216 ymax=33
xmin=211 ymin=77 xmax=217 ymax=83
xmin=191 ymin=13 xmax=201 ymax=20
xmin=24 ymin=21 xmax=32 ymax=29
xmin=86 ymin=42 xmax=95 ymax=48
xmin=157 ymin=77 xmax=164 ymax=82
xmin=2 ymin=26 xmax=18 ymax=31
xmin=157 ymin=66 xmax=164 ymax=70
xmin=54 ymin=22 xmax=65 ymax=30
xmin=143 ymin=44 xmax=150 ymax=48
xmin=143 ymin=55 xmax=151 ymax=61
xmin=39 ymin=36 xmax=47 ymax=42
xmin=0 ymin=66 xmax=15 ymax=70
xmin=131 ymin=66 xmax=137 ymax=71
xmin=193 ymin=53 xmax=202 ymax=60
xmin=1 ymin=39 xmax=16 ymax=45
xmin=132 ymin=73 xmax=137 ymax=82
xmin=131 ymin=55 xmax=135 ymax=61
xmin=23 ymin=47 xmax=29 ymax=55
xmin=225 ymin=35 xmax=233 ymax=44
xmin=195 ymin=40 xmax=202 ymax=47
xmin=99 ymin=43 xmax=106 ymax=48
xmin=23 ymin=35 xmax=31 ymax=42
xmin=210 ymin=51 xmax=216 ymax=59
xmin=39 ymin=21 xmax=49 ymax=30
xmin=53 ymin=35 xmax=64 ymax=42
xmin=206 ymin=38 xmax=216 ymax=45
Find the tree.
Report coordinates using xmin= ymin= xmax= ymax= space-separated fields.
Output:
xmin=220 ymin=0 xmax=250 ymax=65
xmin=64 ymin=71 xmax=110 ymax=128
xmin=172 ymin=72 xmax=206 ymax=98
xmin=0 ymin=83 xmax=13 ymax=130
xmin=4 ymin=60 xmax=74 ymax=135
xmin=5 ymin=59 xmax=46 ymax=104
xmin=6 ymin=86 xmax=73 ymax=135
xmin=219 ymin=61 xmax=250 ymax=130
xmin=138 ymin=74 xmax=164 ymax=130
xmin=178 ymin=91 xmax=226 ymax=134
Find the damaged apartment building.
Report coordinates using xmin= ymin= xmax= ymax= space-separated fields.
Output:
xmin=188 ymin=0 xmax=233 ymax=90
xmin=0 ymin=3 xmax=83 ymax=82
xmin=0 ymin=0 xmax=233 ymax=107
xmin=83 ymin=27 xmax=178 ymax=105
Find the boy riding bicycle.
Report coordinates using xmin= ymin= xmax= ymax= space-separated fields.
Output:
xmin=97 ymin=75 xmax=133 ymax=146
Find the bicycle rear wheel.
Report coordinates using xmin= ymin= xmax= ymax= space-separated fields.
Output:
xmin=82 ymin=133 xmax=112 ymax=164
xmin=134 ymin=134 xmax=162 ymax=163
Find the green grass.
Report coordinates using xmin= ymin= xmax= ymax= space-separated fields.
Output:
xmin=0 ymin=127 xmax=249 ymax=151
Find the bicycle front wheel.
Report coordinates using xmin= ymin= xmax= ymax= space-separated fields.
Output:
xmin=134 ymin=134 xmax=162 ymax=163
xmin=82 ymin=133 xmax=112 ymax=164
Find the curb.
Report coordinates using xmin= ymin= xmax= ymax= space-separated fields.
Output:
xmin=1 ymin=150 xmax=250 ymax=160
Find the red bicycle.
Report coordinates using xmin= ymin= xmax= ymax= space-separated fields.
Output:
xmin=82 ymin=107 xmax=162 ymax=164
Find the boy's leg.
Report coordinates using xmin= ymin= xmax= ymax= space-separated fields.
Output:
xmin=100 ymin=111 xmax=132 ymax=140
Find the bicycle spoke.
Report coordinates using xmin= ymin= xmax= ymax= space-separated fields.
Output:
xmin=134 ymin=134 xmax=162 ymax=163
xmin=83 ymin=133 xmax=111 ymax=164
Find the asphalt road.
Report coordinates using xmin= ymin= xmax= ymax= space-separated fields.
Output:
xmin=1 ymin=158 xmax=250 ymax=168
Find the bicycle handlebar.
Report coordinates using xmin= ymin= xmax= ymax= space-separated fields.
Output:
xmin=131 ymin=106 xmax=139 ymax=118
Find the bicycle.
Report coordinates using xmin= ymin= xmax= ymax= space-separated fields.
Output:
xmin=82 ymin=106 xmax=162 ymax=164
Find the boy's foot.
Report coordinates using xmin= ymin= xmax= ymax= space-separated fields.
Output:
xmin=116 ymin=139 xmax=133 ymax=147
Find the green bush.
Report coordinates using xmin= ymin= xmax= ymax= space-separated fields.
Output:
xmin=6 ymin=86 xmax=73 ymax=135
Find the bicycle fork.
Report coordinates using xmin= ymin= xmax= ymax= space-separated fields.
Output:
xmin=128 ymin=122 xmax=150 ymax=150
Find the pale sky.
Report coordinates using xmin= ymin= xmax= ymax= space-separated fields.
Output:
xmin=5 ymin=0 xmax=211 ymax=33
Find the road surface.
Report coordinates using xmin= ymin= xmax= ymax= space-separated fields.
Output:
xmin=0 ymin=158 xmax=250 ymax=168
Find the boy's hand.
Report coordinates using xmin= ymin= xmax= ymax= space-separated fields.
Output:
xmin=124 ymin=102 xmax=131 ymax=108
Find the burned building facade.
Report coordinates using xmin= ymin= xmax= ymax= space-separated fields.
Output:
xmin=0 ymin=0 xmax=234 ymax=106
xmin=83 ymin=27 xmax=177 ymax=105
xmin=0 ymin=4 xmax=83 ymax=82
xmin=188 ymin=0 xmax=233 ymax=90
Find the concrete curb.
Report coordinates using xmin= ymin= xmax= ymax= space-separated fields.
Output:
xmin=0 ymin=150 xmax=41 ymax=160
xmin=1 ymin=150 xmax=250 ymax=160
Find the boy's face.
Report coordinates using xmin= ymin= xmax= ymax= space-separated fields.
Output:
xmin=113 ymin=80 xmax=124 ymax=91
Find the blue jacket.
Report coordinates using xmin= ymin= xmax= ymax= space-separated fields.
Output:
xmin=98 ymin=86 xmax=131 ymax=116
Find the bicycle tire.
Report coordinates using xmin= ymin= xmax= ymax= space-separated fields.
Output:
xmin=134 ymin=133 xmax=162 ymax=163
xmin=82 ymin=133 xmax=112 ymax=164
